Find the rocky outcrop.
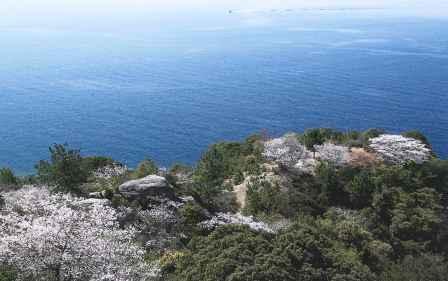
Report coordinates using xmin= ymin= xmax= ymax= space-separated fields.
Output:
xmin=119 ymin=175 xmax=177 ymax=203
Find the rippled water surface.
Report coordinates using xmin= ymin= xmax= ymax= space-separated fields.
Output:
xmin=1 ymin=12 xmax=447 ymax=173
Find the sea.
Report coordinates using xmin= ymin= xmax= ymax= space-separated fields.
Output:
xmin=1 ymin=10 xmax=447 ymax=174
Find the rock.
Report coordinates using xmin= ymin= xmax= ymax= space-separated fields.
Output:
xmin=119 ymin=175 xmax=176 ymax=202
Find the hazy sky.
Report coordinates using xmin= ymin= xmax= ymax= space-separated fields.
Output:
xmin=1 ymin=0 xmax=447 ymax=29
xmin=2 ymin=0 xmax=447 ymax=11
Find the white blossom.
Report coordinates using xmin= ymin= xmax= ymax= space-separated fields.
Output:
xmin=315 ymin=142 xmax=351 ymax=166
xmin=199 ymin=212 xmax=275 ymax=233
xmin=369 ymin=134 xmax=431 ymax=164
xmin=0 ymin=186 xmax=158 ymax=281
xmin=93 ymin=164 xmax=128 ymax=179
xmin=263 ymin=134 xmax=312 ymax=168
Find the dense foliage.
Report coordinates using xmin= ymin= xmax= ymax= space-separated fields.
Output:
xmin=36 ymin=144 xmax=91 ymax=193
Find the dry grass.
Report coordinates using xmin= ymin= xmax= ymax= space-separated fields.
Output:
xmin=348 ymin=147 xmax=379 ymax=167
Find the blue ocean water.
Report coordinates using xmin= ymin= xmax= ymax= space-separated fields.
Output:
xmin=1 ymin=12 xmax=448 ymax=174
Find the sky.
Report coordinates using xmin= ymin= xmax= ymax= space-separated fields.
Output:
xmin=1 ymin=0 xmax=447 ymax=29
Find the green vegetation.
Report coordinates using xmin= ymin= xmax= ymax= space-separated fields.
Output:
xmin=35 ymin=144 xmax=122 ymax=194
xmin=36 ymin=144 xmax=88 ymax=193
xmin=0 ymin=168 xmax=18 ymax=187
xmin=295 ymin=127 xmax=388 ymax=149
xmin=0 ymin=266 xmax=16 ymax=281
xmin=244 ymin=179 xmax=285 ymax=217
xmin=131 ymin=158 xmax=159 ymax=179
xmin=190 ymin=134 xmax=264 ymax=210
xmin=301 ymin=128 xmax=325 ymax=156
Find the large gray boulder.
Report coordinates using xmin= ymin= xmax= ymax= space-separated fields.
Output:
xmin=119 ymin=175 xmax=176 ymax=202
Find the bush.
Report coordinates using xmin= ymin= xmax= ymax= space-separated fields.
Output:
xmin=0 ymin=168 xmax=18 ymax=187
xmin=402 ymin=130 xmax=431 ymax=148
xmin=171 ymin=220 xmax=377 ymax=281
xmin=132 ymin=158 xmax=158 ymax=179
xmin=81 ymin=156 xmax=116 ymax=175
xmin=300 ymin=128 xmax=326 ymax=156
xmin=244 ymin=178 xmax=285 ymax=217
xmin=179 ymin=202 xmax=208 ymax=226
xmin=36 ymin=144 xmax=88 ymax=193
xmin=0 ymin=266 xmax=17 ymax=281
xmin=171 ymin=225 xmax=278 ymax=281
xmin=381 ymin=254 xmax=448 ymax=281
xmin=191 ymin=138 xmax=264 ymax=211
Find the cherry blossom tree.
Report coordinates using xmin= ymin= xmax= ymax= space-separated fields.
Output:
xmin=263 ymin=134 xmax=312 ymax=168
xmin=0 ymin=187 xmax=158 ymax=281
xmin=315 ymin=143 xmax=351 ymax=166
xmin=369 ymin=134 xmax=432 ymax=164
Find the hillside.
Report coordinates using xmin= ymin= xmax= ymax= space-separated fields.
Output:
xmin=1 ymin=128 xmax=448 ymax=281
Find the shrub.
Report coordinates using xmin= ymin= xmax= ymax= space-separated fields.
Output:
xmin=81 ymin=156 xmax=116 ymax=175
xmin=35 ymin=144 xmax=88 ymax=193
xmin=381 ymin=254 xmax=448 ymax=281
xmin=244 ymin=179 xmax=285 ymax=217
xmin=132 ymin=158 xmax=159 ymax=179
xmin=0 ymin=168 xmax=18 ymax=187
xmin=172 ymin=220 xmax=377 ymax=281
xmin=0 ymin=266 xmax=17 ymax=281
xmin=171 ymin=225 xmax=278 ymax=281
xmin=179 ymin=202 xmax=208 ymax=226
xmin=402 ymin=130 xmax=431 ymax=148
xmin=300 ymin=128 xmax=325 ymax=157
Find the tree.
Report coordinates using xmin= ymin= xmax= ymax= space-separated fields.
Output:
xmin=272 ymin=218 xmax=376 ymax=281
xmin=244 ymin=179 xmax=285 ymax=217
xmin=389 ymin=188 xmax=442 ymax=254
xmin=315 ymin=143 xmax=350 ymax=166
xmin=36 ymin=144 xmax=88 ymax=193
xmin=263 ymin=134 xmax=310 ymax=168
xmin=171 ymin=225 xmax=282 ymax=281
xmin=370 ymin=186 xmax=443 ymax=255
xmin=315 ymin=162 xmax=349 ymax=206
xmin=346 ymin=170 xmax=377 ymax=209
xmin=194 ymin=145 xmax=226 ymax=187
xmin=369 ymin=135 xmax=431 ymax=164
xmin=0 ymin=168 xmax=18 ymax=187
xmin=402 ymin=130 xmax=432 ymax=149
xmin=0 ymin=186 xmax=158 ymax=281
xmin=0 ymin=266 xmax=17 ymax=281
xmin=381 ymin=254 xmax=448 ymax=281
xmin=301 ymin=129 xmax=325 ymax=158
xmin=172 ymin=219 xmax=377 ymax=281
xmin=133 ymin=158 xmax=159 ymax=179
